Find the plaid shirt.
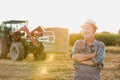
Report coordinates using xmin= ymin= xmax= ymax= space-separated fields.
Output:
xmin=71 ymin=39 xmax=105 ymax=69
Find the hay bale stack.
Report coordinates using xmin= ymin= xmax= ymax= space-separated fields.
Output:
xmin=44 ymin=27 xmax=69 ymax=53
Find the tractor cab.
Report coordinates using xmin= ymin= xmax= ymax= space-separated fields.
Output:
xmin=0 ymin=20 xmax=27 ymax=37
xmin=2 ymin=20 xmax=27 ymax=32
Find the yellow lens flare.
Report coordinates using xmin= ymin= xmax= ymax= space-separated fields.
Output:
xmin=33 ymin=54 xmax=55 ymax=79
xmin=47 ymin=54 xmax=54 ymax=62
xmin=37 ymin=66 xmax=48 ymax=75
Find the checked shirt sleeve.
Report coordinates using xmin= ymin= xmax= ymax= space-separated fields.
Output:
xmin=70 ymin=40 xmax=80 ymax=58
xmin=92 ymin=42 xmax=105 ymax=66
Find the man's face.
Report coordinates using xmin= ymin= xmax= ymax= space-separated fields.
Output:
xmin=82 ymin=24 xmax=96 ymax=39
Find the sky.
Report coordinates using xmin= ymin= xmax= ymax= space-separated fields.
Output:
xmin=0 ymin=0 xmax=120 ymax=33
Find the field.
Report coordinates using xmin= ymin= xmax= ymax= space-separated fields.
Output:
xmin=0 ymin=47 xmax=120 ymax=80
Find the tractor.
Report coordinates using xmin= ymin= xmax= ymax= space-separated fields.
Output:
xmin=0 ymin=20 xmax=55 ymax=61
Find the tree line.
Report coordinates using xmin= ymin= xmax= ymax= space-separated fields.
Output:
xmin=69 ymin=31 xmax=120 ymax=46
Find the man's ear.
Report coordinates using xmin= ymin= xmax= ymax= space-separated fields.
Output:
xmin=93 ymin=28 xmax=97 ymax=33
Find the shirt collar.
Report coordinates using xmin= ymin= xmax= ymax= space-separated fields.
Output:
xmin=83 ymin=39 xmax=97 ymax=46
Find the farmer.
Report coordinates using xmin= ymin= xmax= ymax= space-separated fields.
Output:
xmin=71 ymin=19 xmax=105 ymax=80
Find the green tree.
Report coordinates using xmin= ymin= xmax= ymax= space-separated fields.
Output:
xmin=95 ymin=32 xmax=116 ymax=46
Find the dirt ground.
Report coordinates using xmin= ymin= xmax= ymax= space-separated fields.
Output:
xmin=0 ymin=53 xmax=120 ymax=80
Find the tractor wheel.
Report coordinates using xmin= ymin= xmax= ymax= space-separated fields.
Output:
xmin=0 ymin=38 xmax=9 ymax=58
xmin=34 ymin=45 xmax=46 ymax=60
xmin=10 ymin=42 xmax=24 ymax=61
xmin=23 ymin=50 xmax=28 ymax=59
xmin=21 ymin=41 xmax=28 ymax=59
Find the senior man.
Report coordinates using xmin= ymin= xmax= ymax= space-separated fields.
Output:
xmin=71 ymin=19 xmax=105 ymax=80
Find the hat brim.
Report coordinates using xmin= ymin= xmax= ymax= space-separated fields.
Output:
xmin=81 ymin=23 xmax=97 ymax=30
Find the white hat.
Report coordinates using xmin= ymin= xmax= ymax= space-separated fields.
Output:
xmin=81 ymin=19 xmax=97 ymax=29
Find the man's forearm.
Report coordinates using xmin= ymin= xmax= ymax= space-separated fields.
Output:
xmin=78 ymin=60 xmax=96 ymax=66
xmin=72 ymin=53 xmax=96 ymax=61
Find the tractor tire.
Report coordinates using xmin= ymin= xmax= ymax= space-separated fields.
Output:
xmin=23 ymin=50 xmax=28 ymax=59
xmin=21 ymin=41 xmax=28 ymax=59
xmin=34 ymin=45 xmax=46 ymax=60
xmin=0 ymin=37 xmax=9 ymax=58
xmin=10 ymin=42 xmax=24 ymax=61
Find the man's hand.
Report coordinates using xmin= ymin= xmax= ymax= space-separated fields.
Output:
xmin=72 ymin=53 xmax=96 ymax=62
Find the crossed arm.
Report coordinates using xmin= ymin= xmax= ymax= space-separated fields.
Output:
xmin=71 ymin=40 xmax=105 ymax=66
xmin=72 ymin=53 xmax=97 ymax=66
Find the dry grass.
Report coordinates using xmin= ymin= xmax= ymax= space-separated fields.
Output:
xmin=106 ymin=46 xmax=120 ymax=53
xmin=0 ymin=47 xmax=120 ymax=80
xmin=32 ymin=53 xmax=74 ymax=80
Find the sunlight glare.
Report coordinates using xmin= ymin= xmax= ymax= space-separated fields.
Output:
xmin=38 ymin=66 xmax=48 ymax=75
xmin=47 ymin=54 xmax=54 ymax=62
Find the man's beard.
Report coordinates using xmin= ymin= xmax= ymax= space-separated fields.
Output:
xmin=83 ymin=33 xmax=93 ymax=39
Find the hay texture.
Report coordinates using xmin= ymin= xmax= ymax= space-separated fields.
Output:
xmin=44 ymin=27 xmax=69 ymax=53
